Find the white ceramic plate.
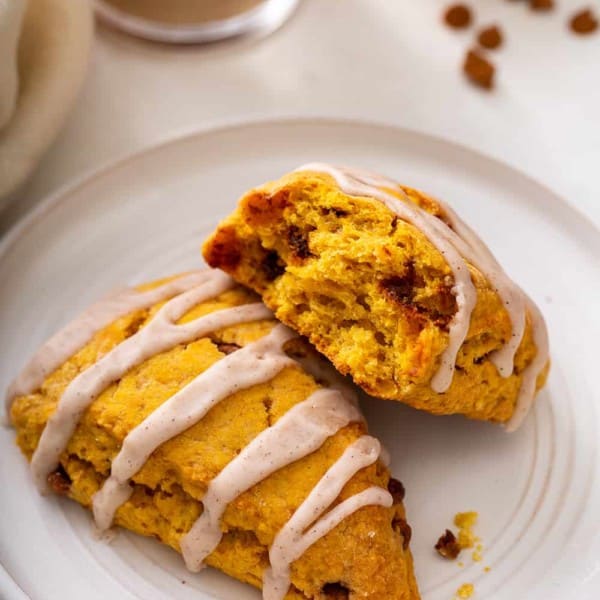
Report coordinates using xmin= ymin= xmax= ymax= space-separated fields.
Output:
xmin=0 ymin=119 xmax=598 ymax=600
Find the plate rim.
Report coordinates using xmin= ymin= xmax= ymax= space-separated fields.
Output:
xmin=2 ymin=116 xmax=599 ymax=598
xmin=0 ymin=562 xmax=27 ymax=600
xmin=2 ymin=116 xmax=599 ymax=261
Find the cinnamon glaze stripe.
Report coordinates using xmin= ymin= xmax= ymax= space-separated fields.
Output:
xmin=179 ymin=387 xmax=363 ymax=572
xmin=9 ymin=269 xmax=390 ymax=600
xmin=296 ymin=163 xmax=478 ymax=394
xmin=296 ymin=164 xmax=549 ymax=429
xmin=263 ymin=435 xmax=392 ymax=600
xmin=29 ymin=270 xmax=262 ymax=492
xmin=5 ymin=270 xmax=210 ymax=412
xmin=93 ymin=323 xmax=296 ymax=532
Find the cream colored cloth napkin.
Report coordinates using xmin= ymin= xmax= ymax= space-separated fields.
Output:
xmin=0 ymin=0 xmax=93 ymax=205
xmin=0 ymin=0 xmax=27 ymax=131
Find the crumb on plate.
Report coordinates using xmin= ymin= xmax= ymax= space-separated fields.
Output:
xmin=455 ymin=582 xmax=475 ymax=598
xmin=454 ymin=511 xmax=479 ymax=548
xmin=435 ymin=529 xmax=461 ymax=560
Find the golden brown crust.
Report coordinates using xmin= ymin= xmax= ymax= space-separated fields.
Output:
xmin=203 ymin=171 xmax=549 ymax=423
xmin=10 ymin=278 xmax=419 ymax=600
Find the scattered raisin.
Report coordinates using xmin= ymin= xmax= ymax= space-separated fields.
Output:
xmin=380 ymin=262 xmax=419 ymax=305
xmin=444 ymin=4 xmax=472 ymax=29
xmin=463 ymin=49 xmax=495 ymax=90
xmin=47 ymin=466 xmax=71 ymax=496
xmin=393 ymin=517 xmax=413 ymax=550
xmin=321 ymin=582 xmax=350 ymax=599
xmin=287 ymin=225 xmax=312 ymax=259
xmin=215 ymin=342 xmax=241 ymax=355
xmin=529 ymin=0 xmax=554 ymax=11
xmin=381 ymin=275 xmax=414 ymax=304
xmin=478 ymin=25 xmax=503 ymax=49
xmin=570 ymin=9 xmax=598 ymax=35
xmin=381 ymin=265 xmax=453 ymax=329
xmin=387 ymin=478 xmax=406 ymax=503
xmin=435 ymin=529 xmax=462 ymax=560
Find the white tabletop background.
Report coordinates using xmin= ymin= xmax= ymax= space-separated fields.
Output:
xmin=1 ymin=0 xmax=599 ymax=234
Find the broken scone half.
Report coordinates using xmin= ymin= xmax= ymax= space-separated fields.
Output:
xmin=7 ymin=269 xmax=419 ymax=600
xmin=203 ymin=165 xmax=549 ymax=430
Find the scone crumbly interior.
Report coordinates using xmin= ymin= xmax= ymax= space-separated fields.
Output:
xmin=204 ymin=171 xmax=548 ymax=423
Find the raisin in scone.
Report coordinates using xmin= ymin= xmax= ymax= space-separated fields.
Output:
xmin=203 ymin=165 xmax=549 ymax=430
xmin=7 ymin=269 xmax=419 ymax=600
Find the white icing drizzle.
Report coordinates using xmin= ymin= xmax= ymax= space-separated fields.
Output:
xmin=504 ymin=297 xmax=549 ymax=432
xmin=4 ymin=270 xmax=211 ymax=415
xmin=263 ymin=436 xmax=392 ymax=600
xmin=92 ymin=323 xmax=297 ymax=531
xmin=11 ymin=268 xmax=391 ymax=598
xmin=379 ymin=443 xmax=391 ymax=468
xmin=296 ymin=163 xmax=549 ymax=428
xmin=179 ymin=388 xmax=363 ymax=571
xmin=428 ymin=203 xmax=526 ymax=376
xmin=297 ymin=162 xmax=478 ymax=393
xmin=29 ymin=270 xmax=268 ymax=492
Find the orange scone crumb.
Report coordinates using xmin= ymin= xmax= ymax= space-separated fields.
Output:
xmin=454 ymin=511 xmax=479 ymax=549
xmin=455 ymin=582 xmax=475 ymax=598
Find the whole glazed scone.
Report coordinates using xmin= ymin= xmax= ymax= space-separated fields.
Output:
xmin=8 ymin=270 xmax=419 ymax=600
xmin=203 ymin=165 xmax=550 ymax=430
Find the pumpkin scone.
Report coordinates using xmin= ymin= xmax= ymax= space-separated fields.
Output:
xmin=203 ymin=165 xmax=550 ymax=430
xmin=7 ymin=269 xmax=419 ymax=600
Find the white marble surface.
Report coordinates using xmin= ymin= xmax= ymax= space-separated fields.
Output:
xmin=2 ymin=0 xmax=599 ymax=234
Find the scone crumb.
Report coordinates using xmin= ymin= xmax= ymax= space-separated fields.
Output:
xmin=454 ymin=511 xmax=479 ymax=548
xmin=484 ymin=566 xmax=491 ymax=573
xmin=455 ymin=583 xmax=475 ymax=599
xmin=437 ymin=512 xmax=483 ymax=562
xmin=435 ymin=529 xmax=461 ymax=559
